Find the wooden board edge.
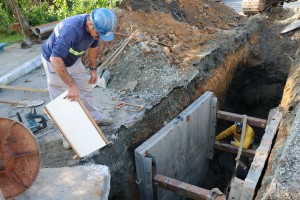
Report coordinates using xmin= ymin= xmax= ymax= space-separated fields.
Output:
xmin=77 ymin=98 xmax=110 ymax=144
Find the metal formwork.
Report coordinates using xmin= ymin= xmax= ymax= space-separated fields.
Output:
xmin=135 ymin=91 xmax=217 ymax=200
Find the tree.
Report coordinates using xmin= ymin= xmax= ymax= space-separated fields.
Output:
xmin=7 ymin=0 xmax=36 ymax=47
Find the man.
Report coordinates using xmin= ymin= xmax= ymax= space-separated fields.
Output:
xmin=216 ymin=122 xmax=254 ymax=149
xmin=41 ymin=8 xmax=117 ymax=149
xmin=216 ymin=122 xmax=255 ymax=180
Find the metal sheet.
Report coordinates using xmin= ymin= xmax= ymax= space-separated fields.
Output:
xmin=281 ymin=19 xmax=300 ymax=34
xmin=0 ymin=118 xmax=40 ymax=198
xmin=208 ymin=96 xmax=218 ymax=159
xmin=144 ymin=157 xmax=153 ymax=200
xmin=135 ymin=91 xmax=215 ymax=200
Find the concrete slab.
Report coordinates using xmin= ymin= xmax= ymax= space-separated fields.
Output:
xmin=15 ymin=165 xmax=111 ymax=200
xmin=0 ymin=43 xmax=42 ymax=85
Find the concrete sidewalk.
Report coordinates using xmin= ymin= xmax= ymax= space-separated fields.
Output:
xmin=0 ymin=43 xmax=112 ymax=200
xmin=0 ymin=43 xmax=42 ymax=85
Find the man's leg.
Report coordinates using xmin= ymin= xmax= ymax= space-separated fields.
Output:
xmin=68 ymin=59 xmax=110 ymax=123
xmin=42 ymin=57 xmax=112 ymax=125
xmin=41 ymin=56 xmax=66 ymax=100
xmin=42 ymin=56 xmax=71 ymax=149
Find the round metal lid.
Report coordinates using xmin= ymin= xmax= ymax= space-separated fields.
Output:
xmin=0 ymin=118 xmax=40 ymax=198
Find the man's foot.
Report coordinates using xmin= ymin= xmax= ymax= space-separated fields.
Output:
xmin=62 ymin=137 xmax=72 ymax=149
xmin=96 ymin=116 xmax=113 ymax=126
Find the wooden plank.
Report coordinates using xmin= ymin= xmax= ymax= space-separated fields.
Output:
xmin=43 ymin=91 xmax=109 ymax=158
xmin=228 ymin=115 xmax=248 ymax=199
xmin=98 ymin=30 xmax=137 ymax=69
xmin=228 ymin=177 xmax=244 ymax=200
xmin=153 ymin=174 xmax=226 ymax=200
xmin=217 ymin=110 xmax=267 ymax=128
xmin=214 ymin=141 xmax=255 ymax=158
xmin=0 ymin=85 xmax=48 ymax=93
xmin=235 ymin=115 xmax=248 ymax=168
xmin=240 ymin=108 xmax=282 ymax=200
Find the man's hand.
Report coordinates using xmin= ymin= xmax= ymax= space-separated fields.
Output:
xmin=67 ymin=84 xmax=80 ymax=101
xmin=89 ymin=70 xmax=98 ymax=84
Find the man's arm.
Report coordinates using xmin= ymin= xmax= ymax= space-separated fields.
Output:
xmin=87 ymin=47 xmax=99 ymax=84
xmin=50 ymin=56 xmax=79 ymax=101
xmin=216 ymin=125 xmax=235 ymax=141
xmin=231 ymin=125 xmax=254 ymax=149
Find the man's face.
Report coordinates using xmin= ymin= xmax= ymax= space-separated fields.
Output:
xmin=88 ymin=22 xmax=100 ymax=40
xmin=236 ymin=125 xmax=242 ymax=134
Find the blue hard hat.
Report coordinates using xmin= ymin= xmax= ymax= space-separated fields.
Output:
xmin=235 ymin=122 xmax=242 ymax=128
xmin=91 ymin=8 xmax=117 ymax=41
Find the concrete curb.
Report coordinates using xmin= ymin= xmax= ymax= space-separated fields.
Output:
xmin=15 ymin=165 xmax=111 ymax=200
xmin=0 ymin=56 xmax=41 ymax=85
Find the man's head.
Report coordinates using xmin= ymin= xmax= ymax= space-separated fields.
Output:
xmin=235 ymin=122 xmax=242 ymax=134
xmin=88 ymin=8 xmax=117 ymax=41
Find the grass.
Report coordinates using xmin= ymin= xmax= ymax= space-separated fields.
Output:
xmin=0 ymin=33 xmax=23 ymax=45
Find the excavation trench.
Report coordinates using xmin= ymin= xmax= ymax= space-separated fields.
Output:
xmin=92 ymin=18 xmax=293 ymax=198
xmin=199 ymin=63 xmax=288 ymax=194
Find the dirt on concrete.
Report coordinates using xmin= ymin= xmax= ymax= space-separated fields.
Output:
xmin=2 ymin=0 xmax=300 ymax=199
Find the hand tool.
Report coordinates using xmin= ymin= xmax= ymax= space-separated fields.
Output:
xmin=16 ymin=107 xmax=47 ymax=132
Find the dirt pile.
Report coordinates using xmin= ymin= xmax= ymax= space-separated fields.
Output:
xmin=94 ymin=0 xmax=243 ymax=99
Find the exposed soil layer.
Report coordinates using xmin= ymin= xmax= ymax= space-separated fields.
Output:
xmin=200 ymin=61 xmax=288 ymax=193
xmin=1 ymin=0 xmax=300 ymax=199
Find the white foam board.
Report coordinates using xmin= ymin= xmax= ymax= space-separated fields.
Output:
xmin=44 ymin=92 xmax=109 ymax=158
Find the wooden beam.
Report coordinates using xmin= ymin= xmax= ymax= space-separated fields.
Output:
xmin=217 ymin=110 xmax=267 ymax=128
xmin=153 ymin=174 xmax=226 ymax=200
xmin=0 ymin=85 xmax=48 ymax=93
xmin=240 ymin=108 xmax=282 ymax=199
xmin=214 ymin=141 xmax=255 ymax=158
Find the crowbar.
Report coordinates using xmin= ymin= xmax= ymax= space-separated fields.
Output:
xmin=114 ymin=101 xmax=144 ymax=111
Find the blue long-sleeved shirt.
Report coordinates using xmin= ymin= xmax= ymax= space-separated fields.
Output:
xmin=42 ymin=14 xmax=99 ymax=67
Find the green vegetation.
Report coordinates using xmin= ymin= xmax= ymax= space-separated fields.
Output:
xmin=1 ymin=0 xmax=121 ymax=37
xmin=0 ymin=33 xmax=23 ymax=45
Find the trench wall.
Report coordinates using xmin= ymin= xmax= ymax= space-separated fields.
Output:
xmin=93 ymin=29 xmax=254 ymax=199
xmin=256 ymin=48 xmax=300 ymax=199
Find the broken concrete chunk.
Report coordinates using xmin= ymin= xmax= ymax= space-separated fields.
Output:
xmin=15 ymin=165 xmax=110 ymax=200
xmin=203 ymin=3 xmax=210 ymax=8
xmin=125 ymin=81 xmax=138 ymax=92
xmin=158 ymin=35 xmax=166 ymax=41
xmin=152 ymin=35 xmax=159 ymax=41
xmin=173 ymin=59 xmax=180 ymax=64
xmin=138 ymin=42 xmax=151 ymax=53
xmin=148 ymin=41 xmax=158 ymax=48
xmin=163 ymin=46 xmax=171 ymax=57
xmin=168 ymin=34 xmax=177 ymax=41
xmin=171 ymin=44 xmax=182 ymax=55
xmin=204 ymin=26 xmax=216 ymax=34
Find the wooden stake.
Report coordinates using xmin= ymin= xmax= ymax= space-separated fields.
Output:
xmin=0 ymin=85 xmax=48 ymax=93
xmin=99 ymin=30 xmax=138 ymax=69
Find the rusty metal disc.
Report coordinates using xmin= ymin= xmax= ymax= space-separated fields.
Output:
xmin=0 ymin=118 xmax=40 ymax=198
